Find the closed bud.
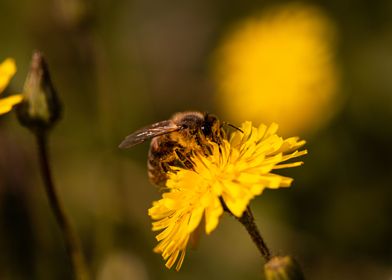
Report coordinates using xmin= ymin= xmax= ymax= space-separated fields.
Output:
xmin=264 ymin=256 xmax=305 ymax=280
xmin=17 ymin=51 xmax=61 ymax=132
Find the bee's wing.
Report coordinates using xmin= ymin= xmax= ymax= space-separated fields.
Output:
xmin=118 ymin=120 xmax=180 ymax=149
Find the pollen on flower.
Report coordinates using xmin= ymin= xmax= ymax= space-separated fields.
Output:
xmin=148 ymin=121 xmax=307 ymax=270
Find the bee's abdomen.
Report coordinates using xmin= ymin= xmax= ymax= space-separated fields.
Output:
xmin=147 ymin=158 xmax=167 ymax=187
xmin=147 ymin=137 xmax=167 ymax=187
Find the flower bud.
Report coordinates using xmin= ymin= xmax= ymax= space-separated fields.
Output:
xmin=17 ymin=51 xmax=61 ymax=132
xmin=264 ymin=256 xmax=305 ymax=280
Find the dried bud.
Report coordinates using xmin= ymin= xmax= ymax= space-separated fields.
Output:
xmin=264 ymin=256 xmax=305 ymax=280
xmin=17 ymin=51 xmax=61 ymax=132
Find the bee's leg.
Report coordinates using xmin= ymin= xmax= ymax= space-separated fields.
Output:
xmin=174 ymin=149 xmax=194 ymax=169
xmin=157 ymin=147 xmax=193 ymax=172
xmin=159 ymin=153 xmax=178 ymax=172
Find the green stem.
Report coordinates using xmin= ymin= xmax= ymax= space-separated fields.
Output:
xmin=35 ymin=131 xmax=89 ymax=280
xmin=238 ymin=207 xmax=272 ymax=261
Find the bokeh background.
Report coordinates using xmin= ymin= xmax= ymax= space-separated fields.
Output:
xmin=1 ymin=0 xmax=391 ymax=279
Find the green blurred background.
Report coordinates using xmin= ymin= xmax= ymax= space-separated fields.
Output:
xmin=1 ymin=0 xmax=391 ymax=279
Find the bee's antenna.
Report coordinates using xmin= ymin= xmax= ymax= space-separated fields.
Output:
xmin=223 ymin=122 xmax=243 ymax=133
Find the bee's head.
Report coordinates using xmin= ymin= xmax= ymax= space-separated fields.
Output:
xmin=173 ymin=111 xmax=223 ymax=142
xmin=201 ymin=113 xmax=221 ymax=140
xmin=202 ymin=113 xmax=242 ymax=142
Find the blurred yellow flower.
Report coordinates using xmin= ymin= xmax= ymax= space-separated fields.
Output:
xmin=213 ymin=4 xmax=340 ymax=135
xmin=148 ymin=121 xmax=307 ymax=270
xmin=0 ymin=58 xmax=23 ymax=115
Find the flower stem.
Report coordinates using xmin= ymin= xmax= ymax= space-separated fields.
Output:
xmin=237 ymin=207 xmax=272 ymax=262
xmin=35 ymin=131 xmax=89 ymax=280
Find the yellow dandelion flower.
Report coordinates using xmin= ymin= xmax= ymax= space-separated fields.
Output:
xmin=213 ymin=3 xmax=340 ymax=135
xmin=148 ymin=121 xmax=307 ymax=270
xmin=0 ymin=58 xmax=23 ymax=115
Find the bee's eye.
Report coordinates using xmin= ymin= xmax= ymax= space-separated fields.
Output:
xmin=201 ymin=124 xmax=211 ymax=135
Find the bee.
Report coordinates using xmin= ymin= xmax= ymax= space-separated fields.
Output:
xmin=119 ymin=111 xmax=227 ymax=187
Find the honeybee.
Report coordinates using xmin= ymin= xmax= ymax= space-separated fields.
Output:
xmin=119 ymin=111 xmax=227 ymax=187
